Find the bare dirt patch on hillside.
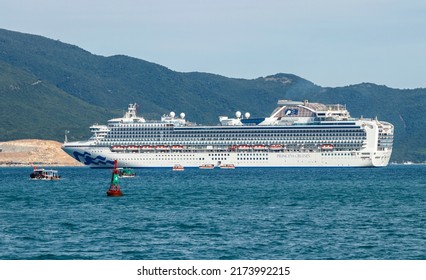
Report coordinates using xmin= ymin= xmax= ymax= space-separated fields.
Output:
xmin=0 ymin=139 xmax=82 ymax=166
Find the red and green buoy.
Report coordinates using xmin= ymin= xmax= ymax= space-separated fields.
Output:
xmin=107 ymin=160 xmax=123 ymax=196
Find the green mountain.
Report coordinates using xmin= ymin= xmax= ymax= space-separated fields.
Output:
xmin=0 ymin=60 xmax=114 ymax=140
xmin=1 ymin=28 xmax=425 ymax=162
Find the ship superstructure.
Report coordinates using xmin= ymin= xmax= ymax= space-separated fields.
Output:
xmin=62 ymin=100 xmax=393 ymax=168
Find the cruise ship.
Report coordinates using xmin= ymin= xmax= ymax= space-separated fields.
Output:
xmin=62 ymin=100 xmax=394 ymax=168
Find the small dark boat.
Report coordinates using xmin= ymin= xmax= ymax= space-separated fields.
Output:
xmin=30 ymin=168 xmax=61 ymax=180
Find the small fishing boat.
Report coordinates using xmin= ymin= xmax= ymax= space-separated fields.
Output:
xmin=118 ymin=167 xmax=136 ymax=178
xmin=30 ymin=168 xmax=61 ymax=180
xmin=199 ymin=164 xmax=215 ymax=169
xmin=172 ymin=164 xmax=184 ymax=171
xmin=219 ymin=164 xmax=235 ymax=169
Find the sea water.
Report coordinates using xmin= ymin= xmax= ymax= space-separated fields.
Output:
xmin=0 ymin=165 xmax=425 ymax=260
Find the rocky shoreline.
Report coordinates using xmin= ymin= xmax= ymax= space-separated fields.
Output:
xmin=0 ymin=139 xmax=83 ymax=167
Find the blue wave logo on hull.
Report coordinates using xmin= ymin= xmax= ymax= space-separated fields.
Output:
xmin=73 ymin=151 xmax=114 ymax=166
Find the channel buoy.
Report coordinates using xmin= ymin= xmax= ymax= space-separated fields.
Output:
xmin=107 ymin=160 xmax=123 ymax=196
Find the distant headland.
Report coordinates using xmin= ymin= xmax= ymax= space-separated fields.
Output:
xmin=0 ymin=139 xmax=82 ymax=167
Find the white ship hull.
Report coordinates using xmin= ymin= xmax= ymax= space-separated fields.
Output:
xmin=65 ymin=146 xmax=392 ymax=168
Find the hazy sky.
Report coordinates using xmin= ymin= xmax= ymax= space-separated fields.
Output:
xmin=1 ymin=0 xmax=425 ymax=88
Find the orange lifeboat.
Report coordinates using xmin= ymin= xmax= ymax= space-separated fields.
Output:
xmin=270 ymin=144 xmax=283 ymax=150
xmin=171 ymin=145 xmax=184 ymax=150
xmin=253 ymin=145 xmax=267 ymax=150
xmin=111 ymin=145 xmax=125 ymax=152
xmin=320 ymin=144 xmax=334 ymax=150
xmin=155 ymin=145 xmax=169 ymax=150
xmin=237 ymin=145 xmax=250 ymax=150
xmin=140 ymin=145 xmax=154 ymax=150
